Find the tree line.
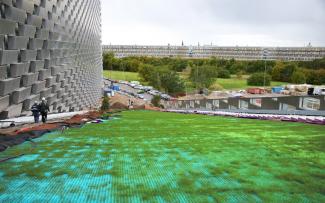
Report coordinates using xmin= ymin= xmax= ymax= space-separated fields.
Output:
xmin=103 ymin=52 xmax=325 ymax=93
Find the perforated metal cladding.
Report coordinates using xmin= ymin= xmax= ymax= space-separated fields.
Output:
xmin=0 ymin=0 xmax=102 ymax=118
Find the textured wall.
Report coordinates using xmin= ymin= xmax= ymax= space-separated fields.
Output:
xmin=0 ymin=0 xmax=102 ymax=119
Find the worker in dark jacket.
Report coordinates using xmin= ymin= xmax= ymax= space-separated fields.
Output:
xmin=31 ymin=101 xmax=40 ymax=123
xmin=39 ymin=97 xmax=50 ymax=123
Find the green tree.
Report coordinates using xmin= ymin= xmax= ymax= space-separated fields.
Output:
xmin=159 ymin=67 xmax=185 ymax=94
xmin=272 ymin=62 xmax=296 ymax=82
xmin=138 ymin=64 xmax=155 ymax=82
xmin=191 ymin=59 xmax=205 ymax=66
xmin=216 ymin=58 xmax=227 ymax=67
xmin=217 ymin=68 xmax=231 ymax=78
xmin=245 ymin=60 xmax=275 ymax=74
xmin=291 ymin=71 xmax=306 ymax=84
xmin=229 ymin=63 xmax=245 ymax=74
xmin=208 ymin=57 xmax=218 ymax=66
xmin=298 ymin=57 xmax=325 ymax=70
xmin=247 ymin=72 xmax=271 ymax=86
xmin=138 ymin=64 xmax=185 ymax=94
xmin=280 ymin=64 xmax=296 ymax=82
xmin=170 ymin=58 xmax=188 ymax=72
xmin=304 ymin=69 xmax=325 ymax=85
xmin=225 ymin=58 xmax=236 ymax=72
xmin=103 ymin=52 xmax=115 ymax=70
xmin=189 ymin=65 xmax=218 ymax=89
xmin=271 ymin=61 xmax=285 ymax=81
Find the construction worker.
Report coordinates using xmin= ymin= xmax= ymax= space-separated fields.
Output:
xmin=39 ymin=97 xmax=50 ymax=123
xmin=31 ymin=101 xmax=40 ymax=123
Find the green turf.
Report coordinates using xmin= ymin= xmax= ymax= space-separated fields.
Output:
xmin=215 ymin=78 xmax=287 ymax=90
xmin=0 ymin=111 xmax=324 ymax=202
xmin=103 ymin=70 xmax=140 ymax=81
xmin=180 ymin=71 xmax=287 ymax=91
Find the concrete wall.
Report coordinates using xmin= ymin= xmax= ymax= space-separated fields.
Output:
xmin=165 ymin=95 xmax=325 ymax=112
xmin=0 ymin=0 xmax=102 ymax=119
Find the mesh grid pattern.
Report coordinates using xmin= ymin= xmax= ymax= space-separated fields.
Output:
xmin=0 ymin=0 xmax=102 ymax=118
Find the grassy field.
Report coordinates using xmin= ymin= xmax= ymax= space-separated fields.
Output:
xmin=180 ymin=71 xmax=287 ymax=91
xmin=0 ymin=111 xmax=324 ymax=202
xmin=103 ymin=70 xmax=140 ymax=81
xmin=216 ymin=78 xmax=287 ymax=90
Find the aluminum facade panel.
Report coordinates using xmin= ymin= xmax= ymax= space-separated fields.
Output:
xmin=0 ymin=0 xmax=102 ymax=119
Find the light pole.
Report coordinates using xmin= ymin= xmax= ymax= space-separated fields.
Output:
xmin=262 ymin=49 xmax=269 ymax=87
xmin=196 ymin=64 xmax=199 ymax=93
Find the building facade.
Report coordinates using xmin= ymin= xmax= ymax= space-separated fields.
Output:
xmin=103 ymin=45 xmax=325 ymax=61
xmin=164 ymin=95 xmax=325 ymax=115
xmin=0 ymin=0 xmax=102 ymax=119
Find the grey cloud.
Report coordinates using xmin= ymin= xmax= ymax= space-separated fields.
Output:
xmin=101 ymin=0 xmax=325 ymax=46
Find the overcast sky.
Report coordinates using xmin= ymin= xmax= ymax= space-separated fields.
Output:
xmin=101 ymin=0 xmax=325 ymax=47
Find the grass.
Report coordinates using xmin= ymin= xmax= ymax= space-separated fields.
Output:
xmin=180 ymin=71 xmax=287 ymax=91
xmin=103 ymin=70 xmax=140 ymax=81
xmin=0 ymin=111 xmax=324 ymax=202
xmin=216 ymin=77 xmax=287 ymax=90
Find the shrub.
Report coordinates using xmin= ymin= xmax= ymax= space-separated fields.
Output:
xmin=247 ymin=72 xmax=271 ymax=86
xmin=236 ymin=71 xmax=244 ymax=79
xmin=101 ymin=95 xmax=110 ymax=111
xmin=218 ymin=69 xmax=231 ymax=78
xmin=151 ymin=95 xmax=161 ymax=107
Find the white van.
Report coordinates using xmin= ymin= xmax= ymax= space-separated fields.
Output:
xmin=314 ymin=87 xmax=325 ymax=95
xmin=130 ymin=81 xmax=140 ymax=85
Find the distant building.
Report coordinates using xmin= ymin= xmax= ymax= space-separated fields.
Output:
xmin=102 ymin=45 xmax=325 ymax=61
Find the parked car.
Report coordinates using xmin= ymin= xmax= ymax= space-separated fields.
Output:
xmin=134 ymin=85 xmax=144 ymax=90
xmin=137 ymin=94 xmax=145 ymax=99
xmin=143 ymin=86 xmax=153 ymax=92
xmin=149 ymin=90 xmax=160 ymax=96
xmin=130 ymin=81 xmax=140 ymax=85
xmin=161 ymin=94 xmax=171 ymax=100
xmin=119 ymin=80 xmax=129 ymax=85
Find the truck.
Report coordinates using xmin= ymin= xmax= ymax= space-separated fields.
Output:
xmin=103 ymin=88 xmax=115 ymax=97
xmin=112 ymin=85 xmax=120 ymax=91
xmin=308 ymin=86 xmax=325 ymax=95
xmin=247 ymin=88 xmax=266 ymax=94
xmin=272 ymin=87 xmax=284 ymax=94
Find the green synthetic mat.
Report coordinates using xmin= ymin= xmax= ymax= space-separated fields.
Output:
xmin=0 ymin=111 xmax=324 ymax=202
